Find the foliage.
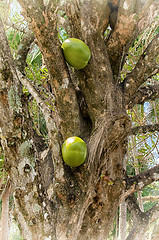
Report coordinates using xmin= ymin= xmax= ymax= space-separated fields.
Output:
xmin=26 ymin=44 xmax=42 ymax=68
xmin=142 ymin=182 xmax=159 ymax=211
xmin=7 ymin=29 xmax=21 ymax=52
xmin=121 ymin=24 xmax=159 ymax=81
xmin=58 ymin=26 xmax=68 ymax=43
xmin=28 ymin=99 xmax=48 ymax=141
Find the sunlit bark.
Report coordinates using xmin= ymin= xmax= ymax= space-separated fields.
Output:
xmin=1 ymin=182 xmax=10 ymax=240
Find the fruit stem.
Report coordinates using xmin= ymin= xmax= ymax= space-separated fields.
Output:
xmin=100 ymin=174 xmax=114 ymax=185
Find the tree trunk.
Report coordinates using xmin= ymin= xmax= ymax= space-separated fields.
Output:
xmin=0 ymin=5 xmax=130 ymax=239
xmin=118 ymin=201 xmax=127 ymax=240
xmin=1 ymin=182 xmax=10 ymax=240
xmin=118 ymin=156 xmax=127 ymax=240
xmin=131 ymin=135 xmax=144 ymax=211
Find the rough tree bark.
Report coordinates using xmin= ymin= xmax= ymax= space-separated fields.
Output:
xmin=1 ymin=180 xmax=10 ymax=240
xmin=118 ymin=200 xmax=127 ymax=240
xmin=126 ymin=193 xmax=159 ymax=240
xmin=118 ymin=157 xmax=127 ymax=240
xmin=0 ymin=0 xmax=159 ymax=240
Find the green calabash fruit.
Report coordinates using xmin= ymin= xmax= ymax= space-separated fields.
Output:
xmin=62 ymin=136 xmax=87 ymax=167
xmin=61 ymin=38 xmax=91 ymax=69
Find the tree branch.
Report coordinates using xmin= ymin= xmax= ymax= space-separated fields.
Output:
xmin=126 ymin=194 xmax=147 ymax=222
xmin=16 ymin=29 xmax=34 ymax=74
xmin=18 ymin=72 xmax=55 ymax=123
xmin=17 ymin=0 xmax=45 ymax=25
xmin=0 ymin=16 xmax=64 ymax=184
xmin=129 ymin=124 xmax=159 ymax=136
xmin=122 ymin=33 xmax=159 ymax=104
xmin=106 ymin=0 xmax=138 ymax=77
xmin=142 ymin=195 xmax=159 ymax=202
xmin=106 ymin=0 xmax=159 ymax=78
xmin=66 ymin=0 xmax=110 ymax=39
xmin=125 ymin=164 xmax=159 ymax=194
xmin=127 ymin=84 xmax=159 ymax=109
xmin=65 ymin=0 xmax=119 ymax=124
xmin=17 ymin=0 xmax=82 ymax=139
xmin=0 ymin=16 xmax=55 ymax=133
xmin=147 ymin=201 xmax=159 ymax=223
xmin=137 ymin=0 xmax=159 ymax=34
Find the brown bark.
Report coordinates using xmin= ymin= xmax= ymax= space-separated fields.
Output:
xmin=130 ymin=124 xmax=159 ymax=136
xmin=106 ymin=0 xmax=159 ymax=78
xmin=127 ymin=84 xmax=159 ymax=109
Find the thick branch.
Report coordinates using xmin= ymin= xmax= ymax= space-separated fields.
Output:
xmin=66 ymin=0 xmax=119 ymax=124
xmin=122 ymin=33 xmax=159 ymax=104
xmin=106 ymin=0 xmax=159 ymax=78
xmin=0 ymin=17 xmax=20 ymax=136
xmin=18 ymin=0 xmax=82 ymax=139
xmin=16 ymin=29 xmax=34 ymax=73
xmin=147 ymin=201 xmax=159 ymax=223
xmin=126 ymin=194 xmax=148 ymax=222
xmin=106 ymin=0 xmax=138 ymax=77
xmin=0 ymin=18 xmax=17 ymax=81
xmin=127 ymin=84 xmax=159 ymax=109
xmin=129 ymin=124 xmax=159 ymax=136
xmin=66 ymin=0 xmax=110 ymax=39
xmin=137 ymin=0 xmax=159 ymax=34
xmin=17 ymin=0 xmax=45 ymax=25
xmin=125 ymin=164 xmax=159 ymax=193
xmin=0 ymin=17 xmax=64 ymax=185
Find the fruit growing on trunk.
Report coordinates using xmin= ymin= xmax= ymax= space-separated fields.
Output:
xmin=62 ymin=136 xmax=87 ymax=167
xmin=61 ymin=38 xmax=91 ymax=69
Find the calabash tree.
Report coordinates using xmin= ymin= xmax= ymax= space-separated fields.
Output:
xmin=0 ymin=0 xmax=159 ymax=239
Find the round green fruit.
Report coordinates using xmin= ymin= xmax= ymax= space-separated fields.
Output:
xmin=62 ymin=136 xmax=87 ymax=167
xmin=61 ymin=38 xmax=91 ymax=69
